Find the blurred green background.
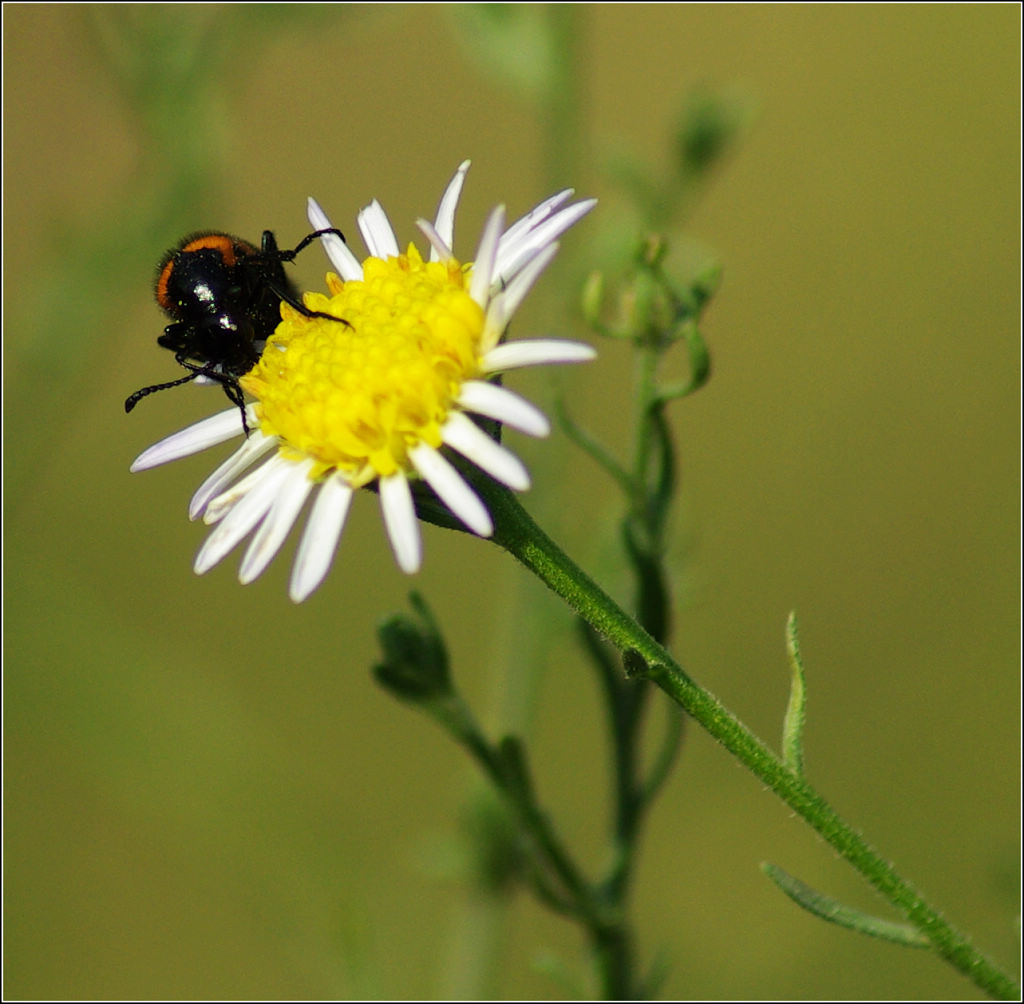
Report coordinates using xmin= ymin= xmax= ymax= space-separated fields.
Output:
xmin=4 ymin=5 xmax=1018 ymax=999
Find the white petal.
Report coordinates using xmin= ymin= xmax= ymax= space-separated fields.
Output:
xmin=193 ymin=459 xmax=294 ymax=574
xmin=492 ymin=241 xmax=559 ymax=322
xmin=238 ymin=460 xmax=315 ymax=584
xmin=500 ymin=189 xmax=575 ymax=248
xmin=469 ymin=206 xmax=505 ymax=308
xmin=358 ymin=199 xmax=400 ymax=259
xmin=457 ymin=381 xmax=550 ymax=438
xmin=130 ymin=405 xmax=254 ymax=472
xmin=431 ymin=159 xmax=470 ymax=260
xmin=379 ymin=472 xmax=422 ymax=573
xmin=483 ymin=339 xmax=596 ymax=373
xmin=494 ymin=198 xmax=597 ymax=285
xmin=441 ymin=412 xmax=530 ymax=492
xmin=416 ymin=218 xmax=453 ymax=263
xmin=409 ymin=443 xmax=493 ymax=537
xmin=201 ymin=454 xmax=286 ymax=525
xmin=480 ymin=242 xmax=560 ymax=353
xmin=189 ymin=433 xmax=278 ymax=520
xmin=306 ymin=195 xmax=333 ymax=233
xmin=307 ymin=197 xmax=363 ymax=281
xmin=541 ymin=196 xmax=598 ymax=242
xmin=289 ymin=474 xmax=354 ymax=602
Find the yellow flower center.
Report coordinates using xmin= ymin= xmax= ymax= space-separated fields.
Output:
xmin=240 ymin=245 xmax=483 ymax=485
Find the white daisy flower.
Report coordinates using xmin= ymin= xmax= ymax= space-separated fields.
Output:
xmin=130 ymin=161 xmax=596 ymax=601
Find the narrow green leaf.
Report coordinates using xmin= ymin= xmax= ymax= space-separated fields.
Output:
xmin=782 ymin=610 xmax=807 ymax=777
xmin=554 ymin=397 xmax=633 ymax=495
xmin=652 ymin=322 xmax=711 ymax=403
xmin=762 ymin=862 xmax=931 ymax=948
xmin=681 ymin=320 xmax=711 ymax=392
xmin=639 ymin=702 xmax=685 ymax=806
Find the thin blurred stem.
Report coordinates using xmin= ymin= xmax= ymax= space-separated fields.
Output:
xmin=638 ymin=702 xmax=685 ymax=806
xmin=430 ymin=693 xmax=594 ymax=917
xmin=579 ymin=623 xmax=648 ymax=903
xmin=631 ymin=347 xmax=660 ymax=507
xmin=540 ymin=5 xmax=586 ymax=193
xmin=555 ymin=398 xmax=634 ymax=495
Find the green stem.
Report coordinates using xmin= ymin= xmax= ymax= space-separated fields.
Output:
xmin=539 ymin=5 xmax=586 ymax=192
xmin=577 ymin=626 xmax=644 ymax=999
xmin=590 ymin=922 xmax=634 ymax=1001
xmin=478 ymin=479 xmax=1019 ymax=1001
xmin=431 ymin=694 xmax=592 ymax=913
xmin=438 ymin=683 xmax=639 ymax=997
xmin=631 ymin=346 xmax=660 ymax=505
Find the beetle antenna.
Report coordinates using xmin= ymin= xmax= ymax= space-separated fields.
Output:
xmin=124 ymin=372 xmax=200 ymax=412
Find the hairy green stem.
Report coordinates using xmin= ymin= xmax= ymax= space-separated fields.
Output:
xmin=479 ymin=478 xmax=1019 ymax=1001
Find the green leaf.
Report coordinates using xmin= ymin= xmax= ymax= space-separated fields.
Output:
xmin=653 ymin=321 xmax=711 ymax=403
xmin=782 ymin=610 xmax=807 ymax=777
xmin=674 ymin=86 xmax=753 ymax=181
xmin=372 ymin=592 xmax=451 ymax=702
xmin=762 ymin=862 xmax=931 ymax=948
xmin=448 ymin=5 xmax=557 ymax=98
